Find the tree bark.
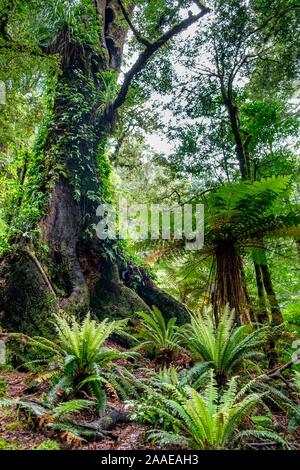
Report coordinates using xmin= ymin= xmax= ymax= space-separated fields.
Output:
xmin=260 ymin=262 xmax=283 ymax=325
xmin=226 ymin=101 xmax=250 ymax=180
xmin=212 ymin=241 xmax=250 ymax=324
xmin=0 ymin=0 xmax=202 ymax=333
xmin=253 ymin=261 xmax=268 ymax=323
xmin=253 ymin=246 xmax=283 ymax=325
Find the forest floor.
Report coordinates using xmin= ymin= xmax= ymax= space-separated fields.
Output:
xmin=1 ymin=335 xmax=300 ymax=451
xmin=0 ymin=369 xmax=154 ymax=450
xmin=1 ymin=367 xmax=300 ymax=451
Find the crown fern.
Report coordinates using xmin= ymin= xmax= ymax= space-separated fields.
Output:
xmin=133 ymin=307 xmax=184 ymax=360
xmin=182 ymin=305 xmax=268 ymax=381
xmin=31 ymin=313 xmax=137 ymax=411
xmin=145 ymin=370 xmax=286 ymax=449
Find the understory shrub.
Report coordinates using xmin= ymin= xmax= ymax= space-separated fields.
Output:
xmin=182 ymin=305 xmax=269 ymax=382
xmin=130 ymin=369 xmax=288 ymax=450
xmin=133 ymin=307 xmax=184 ymax=361
xmin=30 ymin=313 xmax=138 ymax=411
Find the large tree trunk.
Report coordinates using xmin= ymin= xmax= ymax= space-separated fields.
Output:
xmin=0 ymin=0 xmax=190 ymax=334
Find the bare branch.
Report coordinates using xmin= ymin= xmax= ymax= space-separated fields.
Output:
xmin=23 ymin=248 xmax=57 ymax=297
xmin=117 ymin=0 xmax=152 ymax=47
xmin=113 ymin=4 xmax=210 ymax=111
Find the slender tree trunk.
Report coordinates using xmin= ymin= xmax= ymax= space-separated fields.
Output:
xmin=226 ymin=102 xmax=250 ymax=180
xmin=253 ymin=245 xmax=283 ymax=325
xmin=219 ymin=77 xmax=250 ymax=180
xmin=253 ymin=261 xmax=268 ymax=323
xmin=222 ymin=81 xmax=281 ymax=325
xmin=260 ymin=262 xmax=283 ymax=325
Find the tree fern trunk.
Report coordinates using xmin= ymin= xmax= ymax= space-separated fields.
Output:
xmin=212 ymin=242 xmax=250 ymax=324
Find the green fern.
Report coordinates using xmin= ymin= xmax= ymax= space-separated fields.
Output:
xmin=31 ymin=313 xmax=138 ymax=411
xmin=232 ymin=429 xmax=289 ymax=449
xmin=140 ymin=370 xmax=287 ymax=450
xmin=52 ymin=399 xmax=94 ymax=418
xmin=0 ymin=397 xmax=93 ymax=419
xmin=152 ymin=363 xmax=212 ymax=391
xmin=182 ymin=305 xmax=268 ymax=380
xmin=133 ymin=307 xmax=184 ymax=359
xmin=0 ymin=397 xmax=96 ymax=441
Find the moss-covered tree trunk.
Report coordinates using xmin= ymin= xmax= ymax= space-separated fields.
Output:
xmin=0 ymin=0 xmax=191 ymax=334
xmin=253 ymin=261 xmax=268 ymax=323
xmin=252 ymin=246 xmax=283 ymax=325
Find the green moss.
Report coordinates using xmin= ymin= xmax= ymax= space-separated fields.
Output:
xmin=0 ymin=376 xmax=7 ymax=397
xmin=0 ymin=438 xmax=9 ymax=450
xmin=283 ymin=301 xmax=300 ymax=325
xmin=5 ymin=336 xmax=28 ymax=368
xmin=92 ymin=283 xmax=151 ymax=323
xmin=4 ymin=333 xmax=53 ymax=370
xmin=5 ymin=420 xmax=26 ymax=432
xmin=98 ymin=149 xmax=112 ymax=202
xmin=0 ymin=253 xmax=56 ymax=338
xmin=0 ymin=364 xmax=14 ymax=372
xmin=33 ymin=440 xmax=61 ymax=451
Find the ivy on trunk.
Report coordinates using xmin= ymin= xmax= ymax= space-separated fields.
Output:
xmin=0 ymin=0 xmax=209 ymax=332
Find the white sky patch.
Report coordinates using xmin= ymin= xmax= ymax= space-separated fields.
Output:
xmin=146 ymin=130 xmax=173 ymax=154
xmin=120 ymin=3 xmax=207 ymax=157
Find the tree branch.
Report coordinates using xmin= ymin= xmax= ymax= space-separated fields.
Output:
xmin=266 ymin=359 xmax=295 ymax=380
xmin=113 ymin=4 xmax=210 ymax=111
xmin=23 ymin=248 xmax=57 ymax=297
xmin=193 ymin=0 xmax=209 ymax=10
xmin=248 ymin=4 xmax=300 ymax=39
xmin=0 ymin=12 xmax=10 ymax=41
xmin=117 ymin=0 xmax=152 ymax=47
